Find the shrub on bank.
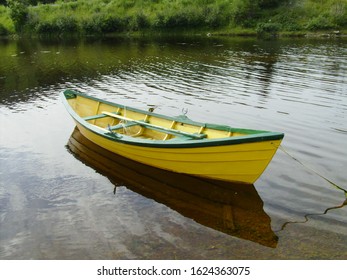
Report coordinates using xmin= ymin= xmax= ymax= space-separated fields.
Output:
xmin=97 ymin=14 xmax=128 ymax=33
xmin=306 ymin=15 xmax=337 ymax=31
xmin=7 ymin=0 xmax=28 ymax=32
xmin=0 ymin=5 xmax=14 ymax=34
xmin=256 ymin=22 xmax=281 ymax=37
xmin=35 ymin=15 xmax=78 ymax=34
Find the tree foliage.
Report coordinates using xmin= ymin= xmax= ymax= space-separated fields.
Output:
xmin=7 ymin=0 xmax=28 ymax=32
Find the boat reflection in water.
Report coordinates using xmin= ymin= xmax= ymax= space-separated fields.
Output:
xmin=67 ymin=127 xmax=278 ymax=248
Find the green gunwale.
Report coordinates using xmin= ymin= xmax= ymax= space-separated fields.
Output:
xmin=62 ymin=90 xmax=284 ymax=148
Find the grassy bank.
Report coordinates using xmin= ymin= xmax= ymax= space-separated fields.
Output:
xmin=0 ymin=0 xmax=346 ymax=37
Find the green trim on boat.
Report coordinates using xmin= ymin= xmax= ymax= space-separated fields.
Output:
xmin=83 ymin=114 xmax=107 ymax=121
xmin=64 ymin=90 xmax=77 ymax=99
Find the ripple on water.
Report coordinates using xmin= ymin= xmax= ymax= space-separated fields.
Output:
xmin=0 ymin=37 xmax=346 ymax=259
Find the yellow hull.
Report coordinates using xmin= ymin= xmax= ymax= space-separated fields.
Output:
xmin=62 ymin=90 xmax=284 ymax=184
xmin=75 ymin=122 xmax=281 ymax=184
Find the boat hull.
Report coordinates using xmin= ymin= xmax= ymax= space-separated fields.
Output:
xmin=62 ymin=90 xmax=283 ymax=184
xmin=74 ymin=122 xmax=281 ymax=184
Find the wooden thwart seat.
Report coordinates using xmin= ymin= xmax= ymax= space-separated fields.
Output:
xmin=102 ymin=111 xmax=207 ymax=140
xmin=83 ymin=113 xmax=107 ymax=121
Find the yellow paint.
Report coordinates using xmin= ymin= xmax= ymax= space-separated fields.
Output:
xmin=75 ymin=123 xmax=281 ymax=184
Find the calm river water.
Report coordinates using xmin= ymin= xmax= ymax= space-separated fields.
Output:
xmin=0 ymin=36 xmax=346 ymax=259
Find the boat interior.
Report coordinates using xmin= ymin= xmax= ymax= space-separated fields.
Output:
xmin=68 ymin=94 xmax=248 ymax=141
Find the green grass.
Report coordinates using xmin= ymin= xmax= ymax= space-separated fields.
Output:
xmin=0 ymin=0 xmax=346 ymax=36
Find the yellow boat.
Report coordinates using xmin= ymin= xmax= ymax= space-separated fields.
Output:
xmin=67 ymin=127 xmax=278 ymax=248
xmin=61 ymin=90 xmax=284 ymax=184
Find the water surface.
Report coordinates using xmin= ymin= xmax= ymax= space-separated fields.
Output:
xmin=0 ymin=36 xmax=346 ymax=259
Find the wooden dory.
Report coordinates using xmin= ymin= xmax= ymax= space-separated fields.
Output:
xmin=61 ymin=90 xmax=284 ymax=184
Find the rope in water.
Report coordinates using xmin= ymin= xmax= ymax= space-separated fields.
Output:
xmin=279 ymin=145 xmax=347 ymax=196
xmin=276 ymin=198 xmax=347 ymax=232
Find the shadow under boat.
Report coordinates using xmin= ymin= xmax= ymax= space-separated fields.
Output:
xmin=66 ymin=127 xmax=278 ymax=248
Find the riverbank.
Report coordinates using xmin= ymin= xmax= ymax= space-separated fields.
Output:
xmin=0 ymin=0 xmax=346 ymax=38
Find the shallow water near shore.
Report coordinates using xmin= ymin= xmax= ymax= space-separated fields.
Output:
xmin=0 ymin=36 xmax=346 ymax=259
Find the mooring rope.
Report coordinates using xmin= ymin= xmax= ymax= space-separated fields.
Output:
xmin=276 ymin=145 xmax=347 ymax=232
xmin=279 ymin=145 xmax=347 ymax=196
xmin=275 ymin=197 xmax=347 ymax=232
